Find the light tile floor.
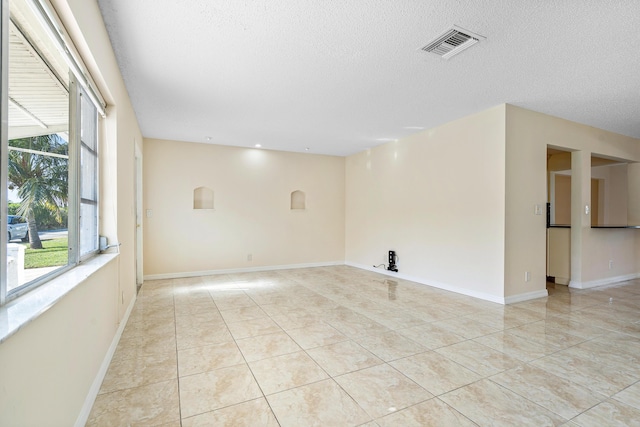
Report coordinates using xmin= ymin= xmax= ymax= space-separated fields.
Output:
xmin=86 ymin=266 xmax=640 ymax=426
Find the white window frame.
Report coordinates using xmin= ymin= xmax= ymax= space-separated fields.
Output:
xmin=77 ymin=84 xmax=100 ymax=258
xmin=0 ymin=0 xmax=103 ymax=305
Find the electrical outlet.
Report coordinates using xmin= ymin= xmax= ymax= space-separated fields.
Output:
xmin=609 ymin=260 xmax=613 ymax=270
xmin=247 ymin=254 xmax=252 ymax=261
xmin=525 ymin=271 xmax=531 ymax=282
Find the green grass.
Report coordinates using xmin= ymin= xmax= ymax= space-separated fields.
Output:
xmin=22 ymin=238 xmax=68 ymax=269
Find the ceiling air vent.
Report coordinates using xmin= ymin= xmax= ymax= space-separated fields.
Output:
xmin=421 ymin=26 xmax=485 ymax=59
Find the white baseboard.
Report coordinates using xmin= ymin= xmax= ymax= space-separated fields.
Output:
xmin=569 ymin=273 xmax=640 ymax=290
xmin=75 ymin=294 xmax=137 ymax=427
xmin=345 ymin=261 xmax=507 ymax=304
xmin=144 ymin=261 xmax=345 ymax=281
xmin=504 ymin=289 xmax=549 ymax=304
xmin=146 ymin=261 xmax=555 ymax=305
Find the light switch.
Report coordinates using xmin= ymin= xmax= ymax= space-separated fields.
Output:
xmin=534 ymin=204 xmax=543 ymax=215
xmin=146 ymin=209 xmax=153 ymax=218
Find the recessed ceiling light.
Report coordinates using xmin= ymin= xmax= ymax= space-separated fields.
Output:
xmin=403 ymin=126 xmax=424 ymax=130
xmin=205 ymin=136 xmax=212 ymax=141
xmin=376 ymin=138 xmax=397 ymax=142
xmin=255 ymin=144 xmax=262 ymax=148
xmin=305 ymin=147 xmax=310 ymax=151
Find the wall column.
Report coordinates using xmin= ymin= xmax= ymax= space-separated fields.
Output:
xmin=570 ymin=150 xmax=591 ymax=286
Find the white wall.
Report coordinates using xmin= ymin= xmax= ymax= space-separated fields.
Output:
xmin=143 ymin=139 xmax=345 ymax=277
xmin=0 ymin=1 xmax=141 ymax=425
xmin=345 ymin=105 xmax=507 ymax=301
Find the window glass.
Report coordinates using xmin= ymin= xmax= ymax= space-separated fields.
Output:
xmin=2 ymin=0 xmax=100 ymax=302
xmin=6 ymin=0 xmax=71 ymax=293
xmin=79 ymin=89 xmax=98 ymax=257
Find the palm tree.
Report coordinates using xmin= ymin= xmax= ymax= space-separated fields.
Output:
xmin=7 ymin=134 xmax=68 ymax=249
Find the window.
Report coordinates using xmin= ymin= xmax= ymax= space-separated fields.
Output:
xmin=78 ymin=86 xmax=99 ymax=256
xmin=1 ymin=0 xmax=104 ymax=305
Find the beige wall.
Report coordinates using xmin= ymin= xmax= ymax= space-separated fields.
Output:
xmin=57 ymin=0 xmax=140 ymax=315
xmin=0 ymin=260 xmax=119 ymax=426
xmin=599 ymin=163 xmax=627 ymax=225
xmin=345 ymin=105 xmax=507 ymax=301
xmin=629 ymin=162 xmax=640 ymax=224
xmin=590 ymin=164 xmax=629 ymax=225
xmin=0 ymin=8 xmax=637 ymax=421
xmin=504 ymin=107 xmax=550 ymax=298
xmin=143 ymin=139 xmax=345 ymax=276
xmin=505 ymin=105 xmax=640 ymax=294
xmin=547 ymin=228 xmax=570 ymax=284
xmin=553 ymin=174 xmax=572 ymax=225
xmin=0 ymin=1 xmax=141 ymax=425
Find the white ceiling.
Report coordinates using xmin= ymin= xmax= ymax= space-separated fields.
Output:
xmin=96 ymin=0 xmax=640 ymax=156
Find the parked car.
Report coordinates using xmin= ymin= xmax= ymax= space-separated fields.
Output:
xmin=7 ymin=215 xmax=29 ymax=242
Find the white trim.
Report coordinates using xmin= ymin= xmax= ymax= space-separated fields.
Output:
xmin=143 ymin=261 xmax=345 ymax=281
xmin=74 ymin=293 xmax=137 ymax=427
xmin=504 ymin=289 xmax=549 ymax=304
xmin=345 ymin=261 xmax=506 ymax=304
xmin=569 ymin=273 xmax=640 ymax=290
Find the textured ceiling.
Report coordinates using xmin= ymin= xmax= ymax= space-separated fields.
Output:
xmin=97 ymin=0 xmax=640 ymax=156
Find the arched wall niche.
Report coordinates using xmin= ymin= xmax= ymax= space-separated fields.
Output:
xmin=194 ymin=186 xmax=214 ymax=210
xmin=290 ymin=190 xmax=306 ymax=210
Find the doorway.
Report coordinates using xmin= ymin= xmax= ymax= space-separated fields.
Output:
xmin=546 ymin=147 xmax=572 ymax=286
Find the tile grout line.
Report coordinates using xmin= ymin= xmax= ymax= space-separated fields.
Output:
xmin=91 ymin=270 xmax=640 ymax=425
xmin=218 ymin=286 xmax=284 ymax=427
xmin=171 ymin=280 xmax=184 ymax=427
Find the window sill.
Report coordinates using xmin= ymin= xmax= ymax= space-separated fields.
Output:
xmin=0 ymin=253 xmax=119 ymax=344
